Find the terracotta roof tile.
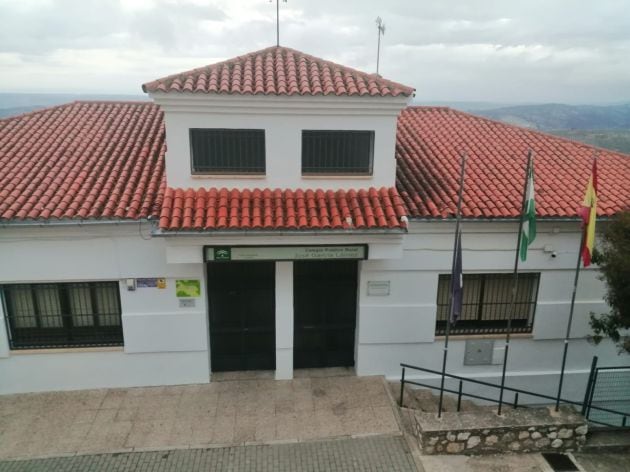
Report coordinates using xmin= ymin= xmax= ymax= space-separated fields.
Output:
xmin=0 ymin=101 xmax=165 ymax=221
xmin=396 ymin=107 xmax=630 ymax=219
xmin=2 ymin=102 xmax=629 ymax=227
xmin=158 ymin=187 xmax=407 ymax=231
xmin=142 ymin=46 xmax=414 ymax=98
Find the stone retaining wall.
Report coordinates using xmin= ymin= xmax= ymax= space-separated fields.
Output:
xmin=410 ymin=407 xmax=589 ymax=455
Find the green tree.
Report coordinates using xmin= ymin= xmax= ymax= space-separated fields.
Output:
xmin=590 ymin=211 xmax=630 ymax=353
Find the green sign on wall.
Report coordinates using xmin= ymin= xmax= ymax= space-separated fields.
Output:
xmin=175 ymin=279 xmax=201 ymax=297
xmin=214 ymin=247 xmax=231 ymax=261
xmin=205 ymin=245 xmax=367 ymax=262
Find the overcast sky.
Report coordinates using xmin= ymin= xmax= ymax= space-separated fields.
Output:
xmin=1 ymin=0 xmax=629 ymax=104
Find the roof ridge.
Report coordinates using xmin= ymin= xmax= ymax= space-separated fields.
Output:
xmin=0 ymin=101 xmax=74 ymax=122
xmin=280 ymin=47 xmax=415 ymax=95
xmin=404 ymin=106 xmax=630 ymax=159
xmin=447 ymin=107 xmax=630 ymax=159
xmin=0 ymin=100 xmax=156 ymax=123
xmin=141 ymin=45 xmax=280 ymax=93
xmin=405 ymin=105 xmax=452 ymax=111
xmin=71 ymin=99 xmax=153 ymax=105
xmin=142 ymin=45 xmax=414 ymax=96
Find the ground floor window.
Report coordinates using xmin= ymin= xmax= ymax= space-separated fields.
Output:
xmin=435 ymin=273 xmax=540 ymax=335
xmin=1 ymin=281 xmax=123 ymax=349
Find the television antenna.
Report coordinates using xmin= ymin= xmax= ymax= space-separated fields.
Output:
xmin=375 ymin=17 xmax=386 ymax=75
xmin=270 ymin=0 xmax=288 ymax=46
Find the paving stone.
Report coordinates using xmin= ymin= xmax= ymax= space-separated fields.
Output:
xmin=0 ymin=375 xmax=399 ymax=461
xmin=0 ymin=436 xmax=416 ymax=472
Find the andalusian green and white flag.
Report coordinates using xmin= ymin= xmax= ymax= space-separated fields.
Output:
xmin=519 ymin=161 xmax=537 ymax=261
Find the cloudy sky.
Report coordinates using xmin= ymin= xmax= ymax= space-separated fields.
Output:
xmin=1 ymin=0 xmax=629 ymax=104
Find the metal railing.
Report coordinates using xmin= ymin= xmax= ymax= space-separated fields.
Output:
xmin=584 ymin=358 xmax=630 ymax=428
xmin=399 ymin=360 xmax=630 ymax=429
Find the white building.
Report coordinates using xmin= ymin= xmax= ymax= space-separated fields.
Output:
xmin=1 ymin=46 xmax=629 ymax=399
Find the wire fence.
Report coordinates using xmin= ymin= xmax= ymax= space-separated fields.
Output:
xmin=587 ymin=366 xmax=630 ymax=427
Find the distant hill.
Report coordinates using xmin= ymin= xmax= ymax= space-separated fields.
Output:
xmin=547 ymin=129 xmax=630 ymax=154
xmin=472 ymin=103 xmax=630 ymax=131
xmin=0 ymin=93 xmax=147 ymax=119
xmin=465 ymin=103 xmax=630 ymax=154
xmin=0 ymin=105 xmax=43 ymax=118
xmin=411 ymin=100 xmax=526 ymax=111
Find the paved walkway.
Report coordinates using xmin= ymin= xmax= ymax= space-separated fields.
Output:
xmin=0 ymin=375 xmax=399 ymax=460
xmin=419 ymin=451 xmax=630 ymax=472
xmin=0 ymin=436 xmax=417 ymax=472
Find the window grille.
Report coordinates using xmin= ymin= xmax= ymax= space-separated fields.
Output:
xmin=2 ymin=282 xmax=123 ymax=349
xmin=190 ymin=128 xmax=265 ymax=174
xmin=301 ymin=130 xmax=374 ymax=175
xmin=435 ymin=273 xmax=540 ymax=335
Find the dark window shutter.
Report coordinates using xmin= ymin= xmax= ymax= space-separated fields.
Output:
xmin=190 ymin=129 xmax=266 ymax=174
xmin=301 ymin=130 xmax=374 ymax=175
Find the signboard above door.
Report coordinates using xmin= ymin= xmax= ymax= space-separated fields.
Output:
xmin=204 ymin=245 xmax=367 ymax=262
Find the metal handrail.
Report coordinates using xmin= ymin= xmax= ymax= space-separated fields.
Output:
xmin=399 ymin=362 xmax=629 ymax=426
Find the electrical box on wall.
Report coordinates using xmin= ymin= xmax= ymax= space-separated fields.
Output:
xmin=464 ymin=340 xmax=494 ymax=365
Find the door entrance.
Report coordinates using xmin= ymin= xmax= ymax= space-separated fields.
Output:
xmin=293 ymin=260 xmax=358 ymax=368
xmin=207 ymin=261 xmax=275 ymax=372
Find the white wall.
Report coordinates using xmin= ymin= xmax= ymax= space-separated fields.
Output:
xmin=0 ymin=223 xmax=210 ymax=394
xmin=355 ymin=220 xmax=625 ymax=402
xmin=0 ymin=220 xmax=625 ymax=401
xmin=152 ymin=93 xmax=409 ymax=190
xmin=275 ymin=261 xmax=293 ymax=380
xmin=0 ymin=349 xmax=208 ymax=394
xmin=0 ymin=224 xmax=404 ymax=393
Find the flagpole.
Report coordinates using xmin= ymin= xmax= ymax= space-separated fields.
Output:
xmin=555 ymin=155 xmax=597 ymax=410
xmin=497 ymin=149 xmax=533 ymax=416
xmin=437 ymin=152 xmax=467 ymax=418
xmin=555 ymin=229 xmax=586 ymax=410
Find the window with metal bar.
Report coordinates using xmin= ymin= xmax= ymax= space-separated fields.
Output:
xmin=190 ymin=128 xmax=266 ymax=174
xmin=1 ymin=282 xmax=123 ymax=349
xmin=435 ymin=273 xmax=540 ymax=335
xmin=301 ymin=130 xmax=374 ymax=175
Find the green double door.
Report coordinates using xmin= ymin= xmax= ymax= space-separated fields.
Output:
xmin=293 ymin=260 xmax=358 ymax=368
xmin=207 ymin=261 xmax=275 ymax=372
xmin=207 ymin=259 xmax=358 ymax=372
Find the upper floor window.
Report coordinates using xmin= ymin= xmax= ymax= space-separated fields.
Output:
xmin=1 ymin=281 xmax=123 ymax=349
xmin=190 ymin=128 xmax=266 ymax=175
xmin=435 ymin=273 xmax=540 ymax=336
xmin=302 ymin=130 xmax=374 ymax=175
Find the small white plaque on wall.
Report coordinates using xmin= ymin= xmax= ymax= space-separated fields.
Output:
xmin=367 ymin=281 xmax=390 ymax=296
xmin=179 ymin=299 xmax=196 ymax=308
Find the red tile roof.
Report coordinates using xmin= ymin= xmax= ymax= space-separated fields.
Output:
xmin=0 ymin=101 xmax=165 ymax=221
xmin=158 ymin=187 xmax=407 ymax=231
xmin=142 ymin=46 xmax=414 ymax=98
xmin=396 ymin=107 xmax=630 ymax=219
xmin=2 ymin=102 xmax=629 ymax=229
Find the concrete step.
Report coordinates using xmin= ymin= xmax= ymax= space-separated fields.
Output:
xmin=583 ymin=429 xmax=630 ymax=452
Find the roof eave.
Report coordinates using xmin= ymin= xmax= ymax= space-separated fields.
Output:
xmin=407 ymin=216 xmax=615 ymax=222
xmin=0 ymin=218 xmax=153 ymax=228
xmin=152 ymin=228 xmax=407 ymax=237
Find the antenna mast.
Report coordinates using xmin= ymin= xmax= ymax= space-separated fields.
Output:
xmin=271 ymin=0 xmax=288 ymax=47
xmin=375 ymin=17 xmax=385 ymax=75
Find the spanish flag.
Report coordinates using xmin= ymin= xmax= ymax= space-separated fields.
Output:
xmin=578 ymin=158 xmax=598 ymax=267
